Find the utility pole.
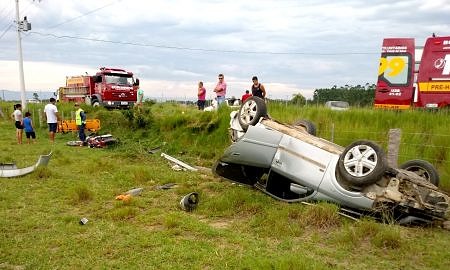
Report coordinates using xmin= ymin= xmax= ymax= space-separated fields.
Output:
xmin=15 ymin=0 xmax=31 ymax=110
xmin=15 ymin=0 xmax=37 ymax=110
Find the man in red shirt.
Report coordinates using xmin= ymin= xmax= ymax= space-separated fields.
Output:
xmin=197 ymin=81 xmax=206 ymax=110
xmin=241 ymin=90 xmax=252 ymax=102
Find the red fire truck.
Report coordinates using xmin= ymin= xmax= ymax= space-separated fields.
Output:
xmin=374 ymin=35 xmax=450 ymax=109
xmin=57 ymin=67 xmax=139 ymax=108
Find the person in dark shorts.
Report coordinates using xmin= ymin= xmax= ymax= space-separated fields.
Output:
xmin=44 ymin=98 xmax=60 ymax=143
xmin=23 ymin=112 xmax=36 ymax=144
xmin=197 ymin=81 xmax=206 ymax=110
xmin=11 ymin=104 xmax=23 ymax=144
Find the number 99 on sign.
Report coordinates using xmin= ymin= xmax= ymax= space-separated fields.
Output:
xmin=378 ymin=57 xmax=405 ymax=76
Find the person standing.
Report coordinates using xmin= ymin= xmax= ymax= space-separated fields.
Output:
xmin=44 ymin=98 xmax=60 ymax=143
xmin=197 ymin=81 xmax=206 ymax=110
xmin=23 ymin=112 xmax=36 ymax=144
xmin=251 ymin=76 xmax=266 ymax=99
xmin=241 ymin=90 xmax=252 ymax=103
xmin=214 ymin=74 xmax=227 ymax=105
xmin=75 ymin=103 xmax=86 ymax=143
xmin=11 ymin=104 xmax=23 ymax=144
xmin=136 ymin=86 xmax=144 ymax=107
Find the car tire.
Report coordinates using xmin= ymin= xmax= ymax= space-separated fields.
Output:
xmin=399 ymin=159 xmax=440 ymax=186
xmin=293 ymin=119 xmax=317 ymax=136
xmin=238 ymin=97 xmax=267 ymax=131
xmin=92 ymin=100 xmax=100 ymax=107
xmin=338 ymin=140 xmax=387 ymax=186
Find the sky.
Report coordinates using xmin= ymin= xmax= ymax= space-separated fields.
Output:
xmin=0 ymin=0 xmax=449 ymax=101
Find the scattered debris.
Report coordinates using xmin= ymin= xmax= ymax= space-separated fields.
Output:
xmin=161 ymin=153 xmax=198 ymax=172
xmin=180 ymin=192 xmax=199 ymax=212
xmin=79 ymin=217 xmax=88 ymax=225
xmin=0 ymin=152 xmax=52 ymax=178
xmin=125 ymin=187 xmax=143 ymax=196
xmin=148 ymin=146 xmax=162 ymax=154
xmin=156 ymin=183 xmax=177 ymax=190
xmin=87 ymin=134 xmax=117 ymax=148
xmin=66 ymin=141 xmax=85 ymax=147
xmin=115 ymin=187 xmax=143 ymax=201
xmin=148 ymin=142 xmax=167 ymax=154
xmin=171 ymin=164 xmax=184 ymax=171
xmin=66 ymin=134 xmax=117 ymax=148
xmin=115 ymin=194 xmax=131 ymax=202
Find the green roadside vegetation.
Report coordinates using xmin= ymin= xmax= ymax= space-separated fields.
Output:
xmin=0 ymin=100 xmax=450 ymax=269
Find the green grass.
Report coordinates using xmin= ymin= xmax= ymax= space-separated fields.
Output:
xmin=1 ymin=101 xmax=450 ymax=269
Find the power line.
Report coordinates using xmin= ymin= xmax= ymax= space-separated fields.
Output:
xmin=0 ymin=2 xmax=14 ymax=23
xmin=0 ymin=0 xmax=36 ymax=40
xmin=46 ymin=0 xmax=120 ymax=29
xmin=0 ymin=24 xmax=13 ymax=40
xmin=0 ymin=2 xmax=14 ymax=34
xmin=29 ymin=31 xmax=379 ymax=56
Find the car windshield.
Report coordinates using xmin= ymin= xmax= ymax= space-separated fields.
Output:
xmin=105 ymin=74 xmax=133 ymax=86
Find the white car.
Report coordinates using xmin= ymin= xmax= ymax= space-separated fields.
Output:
xmin=325 ymin=100 xmax=349 ymax=111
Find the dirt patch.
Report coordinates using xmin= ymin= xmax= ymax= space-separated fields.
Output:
xmin=199 ymin=217 xmax=232 ymax=229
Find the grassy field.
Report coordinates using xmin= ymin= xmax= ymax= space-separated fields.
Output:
xmin=1 ymin=101 xmax=450 ymax=269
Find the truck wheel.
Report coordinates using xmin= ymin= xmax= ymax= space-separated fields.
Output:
xmin=293 ymin=119 xmax=316 ymax=136
xmin=238 ymin=97 xmax=267 ymax=131
xmin=92 ymin=100 xmax=100 ymax=107
xmin=338 ymin=140 xmax=387 ymax=186
xmin=399 ymin=159 xmax=440 ymax=186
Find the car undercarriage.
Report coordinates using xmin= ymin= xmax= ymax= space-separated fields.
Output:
xmin=213 ymin=97 xmax=450 ymax=226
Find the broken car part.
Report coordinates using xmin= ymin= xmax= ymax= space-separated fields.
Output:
xmin=0 ymin=152 xmax=52 ymax=178
xmin=180 ymin=192 xmax=199 ymax=212
xmin=161 ymin=153 xmax=198 ymax=172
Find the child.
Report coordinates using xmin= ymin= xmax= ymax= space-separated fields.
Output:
xmin=12 ymin=104 xmax=23 ymax=144
xmin=23 ymin=112 xmax=36 ymax=144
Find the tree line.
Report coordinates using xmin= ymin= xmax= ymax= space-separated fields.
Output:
xmin=288 ymin=84 xmax=376 ymax=107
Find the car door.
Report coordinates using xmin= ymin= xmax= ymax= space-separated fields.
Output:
xmin=270 ymin=134 xmax=335 ymax=190
xmin=220 ymin=124 xmax=283 ymax=168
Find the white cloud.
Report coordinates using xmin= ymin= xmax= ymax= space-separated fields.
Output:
xmin=0 ymin=0 xmax=449 ymax=101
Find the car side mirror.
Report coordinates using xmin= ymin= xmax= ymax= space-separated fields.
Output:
xmin=134 ymin=78 xmax=140 ymax=86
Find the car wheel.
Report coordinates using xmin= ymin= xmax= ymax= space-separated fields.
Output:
xmin=399 ymin=159 xmax=440 ymax=186
xmin=238 ymin=97 xmax=267 ymax=131
xmin=338 ymin=140 xmax=387 ymax=186
xmin=92 ymin=100 xmax=100 ymax=107
xmin=293 ymin=119 xmax=316 ymax=136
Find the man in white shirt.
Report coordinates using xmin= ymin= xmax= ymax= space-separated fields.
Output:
xmin=43 ymin=98 xmax=60 ymax=142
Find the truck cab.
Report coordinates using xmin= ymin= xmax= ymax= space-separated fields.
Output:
xmin=374 ymin=35 xmax=450 ymax=109
xmin=89 ymin=67 xmax=139 ymax=108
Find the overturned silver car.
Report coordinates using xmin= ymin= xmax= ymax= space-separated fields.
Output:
xmin=213 ymin=97 xmax=449 ymax=225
